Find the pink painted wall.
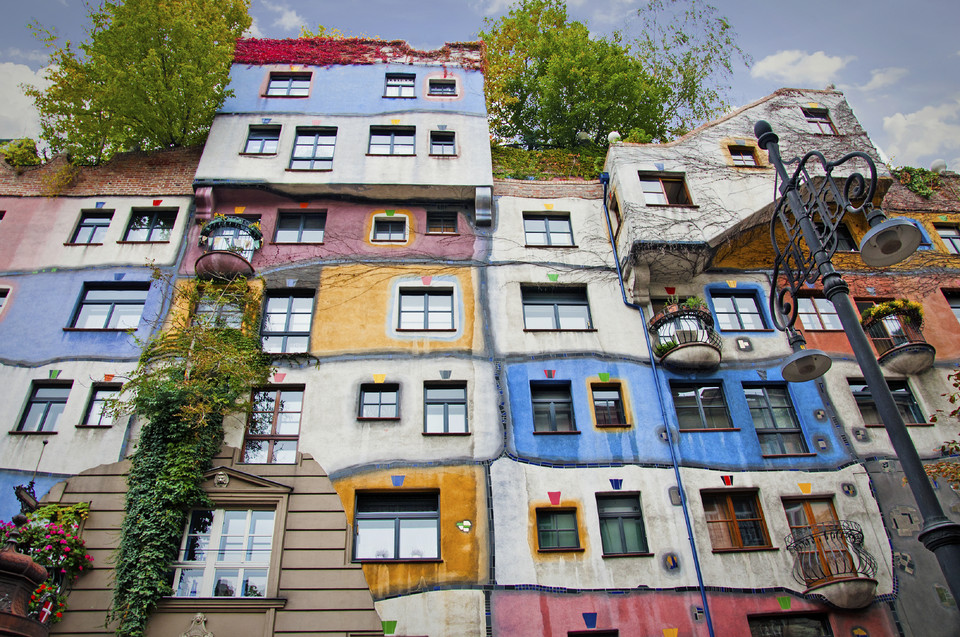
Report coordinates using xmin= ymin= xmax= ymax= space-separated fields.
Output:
xmin=491 ymin=590 xmax=897 ymax=637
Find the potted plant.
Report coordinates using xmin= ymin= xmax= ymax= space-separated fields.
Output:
xmin=859 ymin=299 xmax=924 ymax=327
xmin=654 ymin=340 xmax=679 ymax=357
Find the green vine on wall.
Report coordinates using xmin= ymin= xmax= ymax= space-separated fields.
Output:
xmin=105 ymin=276 xmax=271 ymax=637
xmin=892 ymin=166 xmax=942 ymax=199
xmin=491 ymin=144 xmax=607 ymax=180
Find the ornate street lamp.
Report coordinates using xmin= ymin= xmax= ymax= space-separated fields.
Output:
xmin=754 ymin=120 xmax=960 ymax=602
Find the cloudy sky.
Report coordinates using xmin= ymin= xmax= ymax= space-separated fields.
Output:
xmin=2 ymin=0 xmax=958 ymax=170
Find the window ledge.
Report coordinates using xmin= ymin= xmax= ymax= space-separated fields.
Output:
xmin=429 ymin=154 xmax=459 ymax=158
xmin=802 ymin=329 xmax=846 ymax=333
xmin=116 ymin=240 xmax=171 ymax=245
xmin=602 ymin=552 xmax=654 ymax=558
xmin=63 ymin=242 xmax=103 ymax=247
xmin=595 ymin=423 xmax=632 ymax=429
xmin=533 ymin=430 xmax=581 ymax=435
xmin=270 ymin=241 xmax=326 ymax=246
xmin=422 ymin=431 xmax=471 ymax=436
xmin=8 ymin=430 xmax=57 ymax=436
xmin=761 ymin=452 xmax=818 ymax=458
xmin=356 ymin=557 xmax=442 ymax=563
xmin=711 ymin=546 xmax=779 ymax=554
xmin=865 ymin=422 xmax=933 ymax=428
xmin=285 ymin=168 xmax=333 ymax=173
xmin=719 ymin=329 xmax=775 ymax=333
xmin=261 ymin=94 xmax=308 ymax=99
xmin=537 ymin=547 xmax=585 ymax=553
xmin=645 ymin=204 xmax=700 ymax=209
xmin=382 ymin=96 xmax=417 ymax=99
xmin=156 ymin=597 xmax=287 ymax=611
xmin=523 ymin=244 xmax=579 ymax=249
xmin=524 ymin=328 xmax=598 ymax=333
xmin=357 ymin=417 xmax=401 ymax=422
xmin=63 ymin=327 xmax=133 ymax=332
xmin=679 ymin=427 xmax=741 ymax=433
xmin=396 ymin=328 xmax=458 ymax=333
xmin=425 ymin=232 xmax=460 ymax=237
xmin=365 ymin=153 xmax=416 ymax=158
xmin=239 ymin=152 xmax=278 ymax=157
xmin=75 ymin=424 xmax=112 ymax=429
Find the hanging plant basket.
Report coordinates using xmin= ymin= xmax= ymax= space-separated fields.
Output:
xmin=860 ymin=299 xmax=924 ymax=327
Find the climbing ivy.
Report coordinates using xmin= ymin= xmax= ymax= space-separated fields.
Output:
xmin=892 ymin=166 xmax=942 ymax=199
xmin=106 ymin=276 xmax=270 ymax=637
xmin=491 ymin=144 xmax=607 ymax=180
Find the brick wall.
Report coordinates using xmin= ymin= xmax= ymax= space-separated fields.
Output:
xmin=493 ymin=178 xmax=603 ymax=199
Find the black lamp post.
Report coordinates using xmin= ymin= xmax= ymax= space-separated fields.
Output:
xmin=754 ymin=120 xmax=960 ymax=603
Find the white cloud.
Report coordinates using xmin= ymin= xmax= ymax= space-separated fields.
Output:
xmin=0 ymin=63 xmax=50 ymax=140
xmin=751 ymin=50 xmax=855 ymax=87
xmin=244 ymin=16 xmax=264 ymax=39
xmin=883 ymin=98 xmax=960 ymax=169
xmin=471 ymin=0 xmax=515 ymax=16
xmin=856 ymin=67 xmax=908 ymax=93
xmin=4 ymin=48 xmax=50 ymax=65
xmin=262 ymin=1 xmax=305 ymax=33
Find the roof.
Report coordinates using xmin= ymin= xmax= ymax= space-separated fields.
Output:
xmin=0 ymin=146 xmax=202 ymax=197
xmin=233 ymin=38 xmax=484 ymax=70
xmin=883 ymin=171 xmax=960 ymax=214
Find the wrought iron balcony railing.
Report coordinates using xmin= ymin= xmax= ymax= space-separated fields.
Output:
xmin=648 ymin=306 xmax=722 ymax=370
xmin=861 ymin=308 xmax=935 ymax=374
xmin=785 ymin=520 xmax=878 ymax=589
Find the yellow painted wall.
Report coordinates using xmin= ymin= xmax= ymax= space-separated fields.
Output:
xmin=333 ymin=464 xmax=489 ymax=599
xmin=314 ymin=264 xmax=478 ymax=353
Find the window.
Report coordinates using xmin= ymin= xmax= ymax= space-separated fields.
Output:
xmin=193 ymin=293 xmax=243 ymax=329
xmin=813 ymin=221 xmax=857 ymax=251
xmin=70 ymin=212 xmax=112 ymax=244
xmin=712 ymin=293 xmax=766 ymax=330
xmin=0 ymin=289 xmax=7 ymax=314
xmin=369 ymin=127 xmax=415 ymax=155
xmin=398 ymin=289 xmax=454 ymax=330
xmin=536 ymin=509 xmax=580 ymax=550
xmin=359 ymin=383 xmax=400 ymax=419
xmin=173 ymin=509 xmax=275 ymax=597
xmin=426 ymin=211 xmax=457 ymax=234
xmin=289 ymin=128 xmax=336 ymax=170
xmin=596 ymin=494 xmax=648 ymax=555
xmin=848 ymin=379 xmax=925 ymax=426
xmin=244 ymin=388 xmax=302 ymax=463
xmin=702 ymin=491 xmax=772 ymax=550
xmin=729 ymin=146 xmax=758 ymax=166
xmin=429 ymin=131 xmax=456 ymax=156
xmin=783 ymin=498 xmax=852 ymax=586
xmin=266 ymin=73 xmax=310 ymax=97
xmin=797 ymin=296 xmax=842 ymax=330
xmin=671 ymin=384 xmax=732 ymax=430
xmin=123 ymin=210 xmax=176 ymax=242
xmin=638 ymin=175 xmax=692 ymax=205
xmin=428 ymin=79 xmax=457 ymax=96
xmin=275 ymin=212 xmax=326 ymax=243
xmin=531 ymin=382 xmax=575 ymax=432
xmin=424 ymin=383 xmax=467 ymax=433
xmin=373 ymin=218 xmax=407 ymax=242
xmin=522 ymin=287 xmax=592 ymax=330
xmin=354 ymin=493 xmax=439 ymax=560
xmin=243 ymin=126 xmax=280 ymax=154
xmin=748 ymin=614 xmax=833 ymax=637
xmin=801 ymin=107 xmax=837 ymax=135
xmin=205 ymin=218 xmax=259 ymax=260
xmin=944 ymin=291 xmax=960 ymax=323
xmin=744 ymin=385 xmax=808 ymax=455
xmin=935 ymin=225 xmax=960 ymax=254
xmin=384 ymin=73 xmax=415 ymax=98
xmin=261 ymin=293 xmax=313 ymax=353
xmin=523 ymin=214 xmax=574 ymax=246
xmin=81 ymin=384 xmax=120 ymax=427
xmin=71 ymin=284 xmax=149 ymax=330
xmin=17 ymin=383 xmax=71 ymax=432
xmin=592 ymin=383 xmax=626 ymax=426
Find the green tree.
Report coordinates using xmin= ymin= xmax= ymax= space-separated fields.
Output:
xmin=633 ymin=0 xmax=751 ymax=137
xmin=480 ymin=0 xmax=668 ymax=149
xmin=25 ymin=0 xmax=251 ymax=165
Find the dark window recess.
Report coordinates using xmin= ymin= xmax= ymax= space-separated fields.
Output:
xmin=359 ymin=383 xmax=400 ymax=419
xmin=428 ymin=79 xmax=457 ymax=96
xmin=266 ymin=73 xmax=310 ymax=97
xmin=354 ymin=493 xmax=439 ymax=560
xmin=537 ymin=509 xmax=580 ymax=550
xmin=426 ymin=211 xmax=457 ymax=234
xmin=597 ymin=494 xmax=648 ymax=555
xmin=71 ymin=212 xmax=113 ymax=244
xmin=531 ymin=382 xmax=576 ymax=432
xmin=244 ymin=127 xmax=280 ymax=154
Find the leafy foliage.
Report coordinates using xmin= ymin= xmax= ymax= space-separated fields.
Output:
xmin=106 ymin=276 xmax=270 ymax=636
xmin=858 ymin=298 xmax=924 ymax=326
xmin=0 ymin=138 xmax=42 ymax=167
xmin=1 ymin=502 xmax=94 ymax=625
xmin=633 ymin=0 xmax=751 ymax=137
xmin=892 ymin=166 xmax=942 ymax=199
xmin=491 ymin=144 xmax=607 ymax=179
xmin=927 ymin=368 xmax=960 ymax=488
xmin=480 ymin=0 xmax=668 ymax=149
xmin=24 ymin=0 xmax=251 ymax=165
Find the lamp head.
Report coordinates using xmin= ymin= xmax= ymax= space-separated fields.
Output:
xmin=781 ymin=348 xmax=832 ymax=383
xmin=859 ymin=217 xmax=922 ymax=267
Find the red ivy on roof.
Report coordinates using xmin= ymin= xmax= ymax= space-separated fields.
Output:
xmin=234 ymin=38 xmax=483 ymax=70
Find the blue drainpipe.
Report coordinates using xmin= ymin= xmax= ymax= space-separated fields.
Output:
xmin=599 ymin=172 xmax=716 ymax=637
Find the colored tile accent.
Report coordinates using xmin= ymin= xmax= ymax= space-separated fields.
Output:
xmin=382 ymin=620 xmax=397 ymax=635
xmin=299 ymin=202 xmax=309 ymax=208
xmin=234 ymin=206 xmax=245 ymax=214
xmin=544 ymin=203 xmax=554 ymax=210
xmin=390 ymin=119 xmax=400 ymax=125
xmin=456 ymin=520 xmax=472 ymax=532
xmin=48 ymin=369 xmax=61 ymax=379
xmin=385 ymin=209 xmax=395 ymax=216
xmin=373 ymin=374 xmax=386 ymax=383
xmin=261 ymin=117 xmax=271 ymax=124
xmin=726 ymin=279 xmax=737 ymax=287
xmin=777 ymin=595 xmax=791 ymax=610
xmin=583 ymin=612 xmax=597 ymax=629
xmin=421 ymin=276 xmax=433 ymax=285
xmin=391 ymin=475 xmax=405 ymax=487
xmin=609 ymin=479 xmax=623 ymax=490
xmin=721 ymin=475 xmax=733 ymax=486
xmin=663 ymin=630 xmax=678 ymax=637
xmin=103 ymin=374 xmax=115 ymax=382
xmin=598 ymin=373 xmax=610 ymax=382
xmin=547 ymin=273 xmax=559 ymax=282
xmin=95 ymin=202 xmax=105 ymax=208
xmin=543 ymin=370 xmax=556 ymax=379
xmin=439 ymin=370 xmax=452 ymax=379
xmin=548 ymin=491 xmax=561 ymax=505
xmin=113 ymin=273 xmax=125 ymax=280
xmin=273 ymin=373 xmax=286 ymax=382
xmin=152 ymin=199 xmax=162 ymax=206
xmin=797 ymin=483 xmax=812 ymax=494
xmin=664 ymin=287 xmax=675 ymax=295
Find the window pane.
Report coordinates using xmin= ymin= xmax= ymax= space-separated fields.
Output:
xmin=356 ymin=519 xmax=396 ymax=559
xmin=213 ymin=570 xmax=239 ymax=597
xmin=242 ymin=570 xmax=267 ymax=597
xmin=523 ymin=304 xmax=556 ymax=329
xmin=557 ymin=305 xmax=590 ymax=329
xmin=176 ymin=569 xmax=204 ymax=597
xmin=398 ymin=519 xmax=438 ymax=559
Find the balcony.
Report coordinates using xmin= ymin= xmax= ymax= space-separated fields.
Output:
xmin=785 ymin=520 xmax=878 ymax=609
xmin=648 ymin=304 xmax=722 ymax=371
xmin=861 ymin=301 xmax=935 ymax=375
xmin=195 ymin=216 xmax=263 ymax=281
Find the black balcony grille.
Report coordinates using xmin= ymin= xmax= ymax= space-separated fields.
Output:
xmin=785 ymin=520 xmax=878 ymax=588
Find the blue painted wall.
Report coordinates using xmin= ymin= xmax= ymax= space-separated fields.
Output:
xmin=0 ymin=470 xmax=69 ymax=522
xmin=222 ymin=63 xmax=487 ymax=116
xmin=0 ymin=268 xmax=171 ymax=364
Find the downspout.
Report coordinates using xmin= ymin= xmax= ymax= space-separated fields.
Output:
xmin=599 ymin=172 xmax=715 ymax=637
